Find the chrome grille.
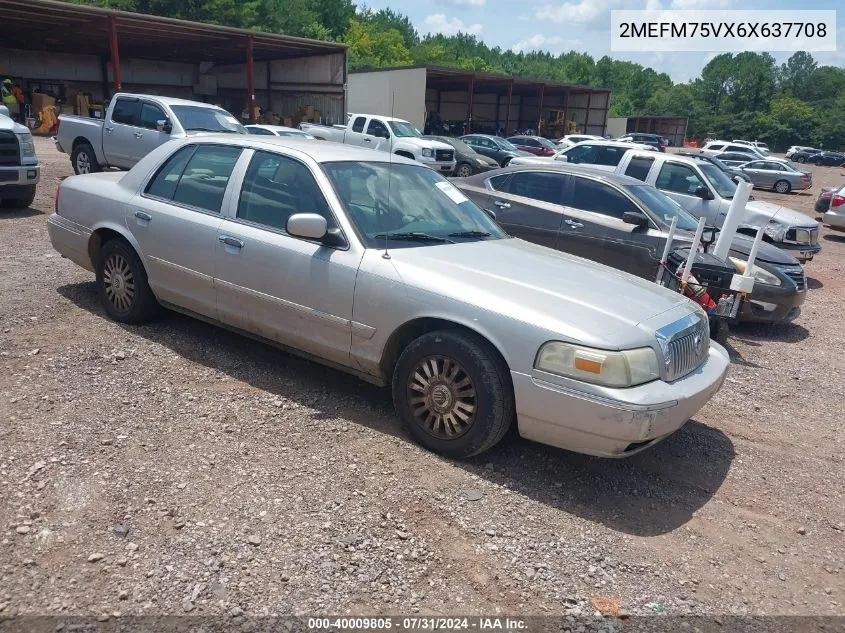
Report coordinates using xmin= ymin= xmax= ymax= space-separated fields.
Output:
xmin=780 ymin=266 xmax=806 ymax=290
xmin=0 ymin=131 xmax=19 ymax=166
xmin=435 ymin=149 xmax=454 ymax=162
xmin=658 ymin=314 xmax=709 ymax=382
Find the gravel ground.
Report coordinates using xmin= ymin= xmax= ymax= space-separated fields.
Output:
xmin=0 ymin=138 xmax=843 ymax=621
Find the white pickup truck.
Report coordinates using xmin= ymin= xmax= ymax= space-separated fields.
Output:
xmin=0 ymin=104 xmax=39 ymax=209
xmin=563 ymin=147 xmax=821 ymax=263
xmin=300 ymin=114 xmax=456 ymax=174
xmin=56 ymin=93 xmax=246 ymax=175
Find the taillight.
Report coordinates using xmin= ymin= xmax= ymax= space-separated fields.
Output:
xmin=832 ymin=194 xmax=845 ymax=208
xmin=800 ymin=174 xmax=809 ymax=180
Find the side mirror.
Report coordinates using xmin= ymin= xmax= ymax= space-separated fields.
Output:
xmin=483 ymin=208 xmax=497 ymax=221
xmin=287 ymin=213 xmax=328 ymax=240
xmin=555 ymin=154 xmax=568 ymax=162
xmin=695 ymin=185 xmax=714 ymax=200
xmin=156 ymin=119 xmax=172 ymax=134
xmin=622 ymin=211 xmax=649 ymax=227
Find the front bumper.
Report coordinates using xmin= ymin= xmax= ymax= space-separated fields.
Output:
xmin=417 ymin=157 xmax=456 ymax=173
xmin=777 ymin=241 xmax=821 ymax=262
xmin=0 ymin=164 xmax=40 ymax=187
xmin=741 ymin=285 xmax=806 ymax=323
xmin=824 ymin=208 xmax=845 ymax=231
xmin=512 ymin=342 xmax=730 ymax=458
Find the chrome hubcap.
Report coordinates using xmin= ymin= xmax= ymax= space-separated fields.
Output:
xmin=457 ymin=165 xmax=471 ymax=177
xmin=103 ymin=253 xmax=135 ymax=312
xmin=407 ymin=356 xmax=476 ymax=439
xmin=77 ymin=152 xmax=90 ymax=174
xmin=776 ymin=182 xmax=788 ymax=192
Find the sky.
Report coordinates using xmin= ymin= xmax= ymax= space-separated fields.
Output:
xmin=362 ymin=0 xmax=845 ymax=82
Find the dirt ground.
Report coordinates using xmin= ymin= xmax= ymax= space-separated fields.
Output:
xmin=0 ymin=138 xmax=843 ymax=622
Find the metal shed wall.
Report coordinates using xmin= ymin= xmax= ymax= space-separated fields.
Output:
xmin=346 ymin=67 xmax=428 ymax=128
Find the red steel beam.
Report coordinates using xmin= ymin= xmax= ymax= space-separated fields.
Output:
xmin=108 ymin=15 xmax=122 ymax=92
xmin=246 ymin=34 xmax=256 ymax=123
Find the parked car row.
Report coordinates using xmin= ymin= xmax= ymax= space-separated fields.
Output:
xmin=790 ymin=148 xmax=845 ymax=166
xmin=46 ymin=135 xmax=731 ymax=460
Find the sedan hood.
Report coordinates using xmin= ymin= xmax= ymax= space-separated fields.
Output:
xmin=389 ymin=238 xmax=694 ymax=350
xmin=745 ymin=200 xmax=818 ymax=230
xmin=724 ymin=234 xmax=799 ymax=265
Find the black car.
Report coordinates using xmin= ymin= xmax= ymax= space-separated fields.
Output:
xmin=618 ymin=133 xmax=666 ymax=152
xmin=790 ymin=148 xmax=823 ymax=163
xmin=713 ymin=151 xmax=760 ymax=168
xmin=809 ymin=151 xmax=845 ymax=167
xmin=423 ymin=135 xmax=499 ymax=177
xmin=677 ymin=151 xmax=752 ymax=183
xmin=460 ymin=134 xmax=532 ymax=167
xmin=455 ymin=164 xmax=807 ymax=324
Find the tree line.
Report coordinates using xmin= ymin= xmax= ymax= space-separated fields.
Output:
xmin=69 ymin=0 xmax=845 ymax=149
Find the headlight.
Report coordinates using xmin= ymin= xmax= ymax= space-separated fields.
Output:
xmin=476 ymin=158 xmax=486 ymax=166
xmin=16 ymin=132 xmax=35 ymax=158
xmin=535 ymin=342 xmax=660 ymax=388
xmin=729 ymin=257 xmax=782 ymax=286
xmin=421 ymin=148 xmax=433 ymax=158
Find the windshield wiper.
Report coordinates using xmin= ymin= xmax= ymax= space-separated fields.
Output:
xmin=373 ymin=232 xmax=455 ymax=244
xmin=187 ymin=127 xmax=236 ymax=133
xmin=447 ymin=230 xmax=492 ymax=238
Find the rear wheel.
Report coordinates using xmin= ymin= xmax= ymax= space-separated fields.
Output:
xmin=392 ymin=330 xmax=514 ymax=459
xmin=455 ymin=162 xmax=473 ymax=178
xmin=796 ymin=156 xmax=806 ymax=164
xmin=774 ymin=179 xmax=791 ymax=194
xmin=95 ymin=238 xmax=159 ymax=324
xmin=71 ymin=143 xmax=101 ymax=175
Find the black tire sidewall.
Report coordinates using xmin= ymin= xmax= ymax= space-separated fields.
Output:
xmin=392 ymin=330 xmax=512 ymax=459
xmin=96 ymin=239 xmax=156 ymax=324
xmin=72 ymin=144 xmax=100 ymax=175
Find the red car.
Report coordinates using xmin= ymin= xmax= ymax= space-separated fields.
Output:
xmin=506 ymin=135 xmax=557 ymax=157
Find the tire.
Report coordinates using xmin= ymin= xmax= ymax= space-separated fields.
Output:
xmin=0 ymin=184 xmax=35 ymax=209
xmin=796 ymin=156 xmax=806 ymax=164
xmin=392 ymin=329 xmax=514 ymax=459
xmin=710 ymin=319 xmax=729 ymax=345
xmin=774 ymin=179 xmax=791 ymax=194
xmin=71 ymin=142 xmax=101 ymax=175
xmin=455 ymin=162 xmax=473 ymax=178
xmin=501 ymin=157 xmax=511 ymax=167
xmin=95 ymin=238 xmax=159 ymax=324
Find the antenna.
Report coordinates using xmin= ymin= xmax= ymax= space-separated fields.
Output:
xmin=382 ymin=87 xmax=396 ymax=260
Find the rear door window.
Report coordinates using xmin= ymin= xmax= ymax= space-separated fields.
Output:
xmin=563 ymin=144 xmax=598 ymax=164
xmin=504 ymin=171 xmax=566 ymax=204
xmin=111 ymin=98 xmax=142 ymax=126
xmin=351 ymin=117 xmax=366 ymax=133
xmin=595 ymin=145 xmax=628 ymax=167
xmin=166 ymin=145 xmax=242 ymax=213
xmin=624 ymin=156 xmax=654 ymax=181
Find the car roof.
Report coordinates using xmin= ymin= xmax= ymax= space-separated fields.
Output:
xmin=114 ymin=93 xmax=228 ymax=109
xmin=169 ymin=135 xmax=419 ymax=165
xmin=478 ymin=162 xmax=648 ymax=187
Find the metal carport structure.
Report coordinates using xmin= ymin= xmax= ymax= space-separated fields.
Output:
xmin=0 ymin=0 xmax=348 ymax=123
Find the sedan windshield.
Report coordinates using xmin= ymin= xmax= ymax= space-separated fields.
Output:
xmin=388 ymin=121 xmax=422 ymax=138
xmin=495 ymin=138 xmax=518 ymax=151
xmin=700 ymin=163 xmax=738 ymax=199
xmin=171 ymin=106 xmax=246 ymax=134
xmin=626 ymin=185 xmax=699 ymax=232
xmin=323 ymin=161 xmax=508 ymax=248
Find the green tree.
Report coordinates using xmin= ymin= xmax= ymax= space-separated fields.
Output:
xmin=344 ymin=18 xmax=412 ymax=69
xmin=778 ymin=51 xmax=817 ymax=96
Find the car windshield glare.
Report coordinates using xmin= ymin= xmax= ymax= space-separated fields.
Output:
xmin=388 ymin=121 xmax=422 ymax=138
xmin=496 ymin=138 xmax=518 ymax=151
xmin=171 ymin=106 xmax=246 ymax=134
xmin=323 ymin=161 xmax=508 ymax=248
xmin=626 ymin=185 xmax=699 ymax=232
xmin=700 ymin=163 xmax=738 ymax=199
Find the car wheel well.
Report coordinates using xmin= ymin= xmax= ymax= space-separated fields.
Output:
xmin=88 ymin=228 xmax=129 ymax=267
xmin=380 ymin=317 xmax=512 ymax=385
xmin=72 ymin=137 xmax=93 ymax=150
xmin=394 ymin=150 xmax=415 ymax=160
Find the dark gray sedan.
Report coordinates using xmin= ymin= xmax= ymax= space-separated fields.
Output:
xmin=455 ymin=164 xmax=808 ymax=324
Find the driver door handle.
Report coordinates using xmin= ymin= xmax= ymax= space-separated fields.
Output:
xmin=494 ymin=200 xmax=511 ymax=208
xmin=134 ymin=210 xmax=152 ymax=222
xmin=219 ymin=235 xmax=244 ymax=249
xmin=133 ymin=132 xmax=144 ymax=139
xmin=564 ymin=219 xmax=584 ymax=228
xmin=363 ymin=138 xmax=372 ymax=143
xmin=105 ymin=127 xmax=114 ymax=133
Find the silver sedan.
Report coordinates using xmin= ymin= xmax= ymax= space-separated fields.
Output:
xmin=47 ymin=136 xmax=728 ymax=459
xmin=739 ymin=159 xmax=812 ymax=193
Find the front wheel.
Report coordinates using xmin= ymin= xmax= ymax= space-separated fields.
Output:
xmin=71 ymin=143 xmax=101 ymax=175
xmin=455 ymin=162 xmax=473 ymax=178
xmin=796 ymin=156 xmax=806 ymax=164
xmin=96 ymin=238 xmax=159 ymax=324
xmin=774 ymin=179 xmax=791 ymax=194
xmin=392 ymin=330 xmax=514 ymax=459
